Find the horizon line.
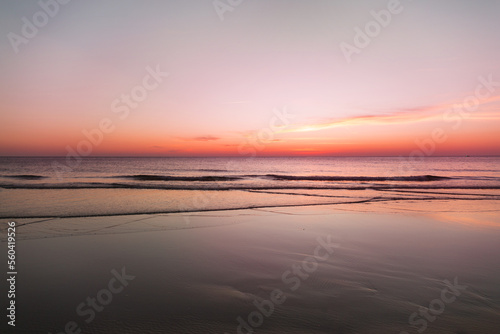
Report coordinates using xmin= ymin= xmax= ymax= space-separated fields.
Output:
xmin=1 ymin=155 xmax=499 ymax=158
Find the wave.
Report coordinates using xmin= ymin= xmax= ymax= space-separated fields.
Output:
xmin=118 ymin=174 xmax=242 ymax=181
xmin=263 ymin=174 xmax=452 ymax=182
xmin=2 ymin=174 xmax=46 ymax=180
xmin=0 ymin=173 xmax=456 ymax=183
xmin=114 ymin=173 xmax=452 ymax=182
xmin=1 ymin=182 xmax=499 ymax=191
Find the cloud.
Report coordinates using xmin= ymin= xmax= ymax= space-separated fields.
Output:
xmin=180 ymin=135 xmax=220 ymax=142
xmin=280 ymin=95 xmax=500 ymax=134
xmin=280 ymin=108 xmax=437 ymax=133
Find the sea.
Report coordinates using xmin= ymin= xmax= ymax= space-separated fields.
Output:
xmin=2 ymin=156 xmax=500 ymax=334
xmin=1 ymin=156 xmax=499 ymax=218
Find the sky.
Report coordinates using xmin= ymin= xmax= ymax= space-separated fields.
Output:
xmin=0 ymin=0 xmax=499 ymax=156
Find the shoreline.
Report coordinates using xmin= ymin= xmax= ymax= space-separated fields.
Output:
xmin=2 ymin=187 xmax=500 ymax=220
xmin=5 ymin=198 xmax=498 ymax=247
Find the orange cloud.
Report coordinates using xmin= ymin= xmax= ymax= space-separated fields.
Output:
xmin=180 ymin=135 xmax=220 ymax=142
xmin=280 ymin=95 xmax=500 ymax=134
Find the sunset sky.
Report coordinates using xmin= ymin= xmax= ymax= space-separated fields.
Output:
xmin=1 ymin=0 xmax=499 ymax=156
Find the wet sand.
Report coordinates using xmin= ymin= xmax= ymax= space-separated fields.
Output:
xmin=2 ymin=204 xmax=500 ymax=333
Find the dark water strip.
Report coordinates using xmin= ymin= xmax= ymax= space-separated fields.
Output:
xmin=1 ymin=183 xmax=500 ymax=191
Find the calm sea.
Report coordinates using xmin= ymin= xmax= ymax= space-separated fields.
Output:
xmin=1 ymin=156 xmax=499 ymax=218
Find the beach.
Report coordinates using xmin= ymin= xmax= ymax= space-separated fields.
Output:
xmin=2 ymin=199 xmax=500 ymax=333
xmin=2 ymin=0 xmax=500 ymax=332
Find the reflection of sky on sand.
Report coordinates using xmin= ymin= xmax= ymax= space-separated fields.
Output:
xmin=429 ymin=210 xmax=500 ymax=229
xmin=12 ymin=206 xmax=500 ymax=333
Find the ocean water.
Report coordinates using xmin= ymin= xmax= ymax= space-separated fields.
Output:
xmin=1 ymin=156 xmax=499 ymax=218
xmin=2 ymin=157 xmax=500 ymax=334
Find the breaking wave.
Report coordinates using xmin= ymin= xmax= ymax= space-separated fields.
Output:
xmin=262 ymin=174 xmax=452 ymax=182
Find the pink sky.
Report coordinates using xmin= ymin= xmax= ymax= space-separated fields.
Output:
xmin=1 ymin=0 xmax=499 ymax=156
